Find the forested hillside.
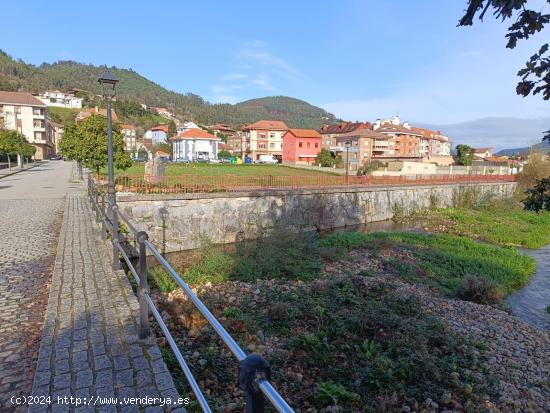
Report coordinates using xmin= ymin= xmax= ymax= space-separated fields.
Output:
xmin=0 ymin=50 xmax=339 ymax=129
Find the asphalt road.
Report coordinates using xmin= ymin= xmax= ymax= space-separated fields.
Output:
xmin=0 ymin=161 xmax=78 ymax=199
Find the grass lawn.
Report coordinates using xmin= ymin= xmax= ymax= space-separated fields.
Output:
xmin=108 ymin=162 xmax=337 ymax=176
xmin=413 ymin=202 xmax=550 ymax=249
xmin=320 ymin=231 xmax=536 ymax=297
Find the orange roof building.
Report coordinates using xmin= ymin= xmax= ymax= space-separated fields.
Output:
xmin=171 ymin=128 xmax=222 ymax=162
xmin=282 ymin=128 xmax=322 ymax=165
xmin=240 ymin=120 xmax=289 ymax=162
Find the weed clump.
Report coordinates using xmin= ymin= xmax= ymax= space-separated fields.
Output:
xmin=456 ymin=276 xmax=504 ymax=304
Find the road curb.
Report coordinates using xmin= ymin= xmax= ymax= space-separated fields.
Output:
xmin=0 ymin=161 xmax=43 ymax=180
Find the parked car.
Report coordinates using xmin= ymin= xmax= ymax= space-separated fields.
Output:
xmin=196 ymin=158 xmax=210 ymax=163
xmin=257 ymin=155 xmax=278 ymax=164
xmin=48 ymin=153 xmax=62 ymax=160
xmin=210 ymin=159 xmax=221 ymax=164
xmin=176 ymin=157 xmax=190 ymax=163
xmin=133 ymin=157 xmax=147 ymax=162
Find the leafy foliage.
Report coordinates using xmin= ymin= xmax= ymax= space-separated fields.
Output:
xmin=523 ymin=177 xmax=550 ymax=211
xmin=456 ymin=144 xmax=474 ymax=166
xmin=316 ymin=148 xmax=335 ymax=167
xmin=0 ymin=50 xmax=340 ymax=129
xmin=59 ymin=114 xmax=132 ymax=173
xmin=0 ymin=129 xmax=35 ymax=159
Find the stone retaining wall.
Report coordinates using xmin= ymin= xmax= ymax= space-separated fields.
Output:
xmin=118 ymin=182 xmax=516 ymax=252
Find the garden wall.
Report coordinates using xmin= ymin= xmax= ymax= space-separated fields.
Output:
xmin=117 ymin=182 xmax=516 ymax=252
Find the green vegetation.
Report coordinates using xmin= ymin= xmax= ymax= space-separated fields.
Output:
xmin=0 ymin=129 xmax=36 ymax=165
xmin=0 ymin=50 xmax=339 ymax=129
xmin=456 ymin=144 xmax=474 ymax=166
xmin=413 ymin=202 xmax=550 ymax=248
xmin=320 ymin=231 xmax=536 ymax=298
xmin=316 ymin=147 xmax=342 ymax=167
xmin=524 ymin=177 xmax=550 ymax=212
xmin=48 ymin=106 xmax=79 ymax=125
xmin=106 ymin=162 xmax=337 ymax=176
xmin=59 ymin=115 xmax=132 ymax=174
xmin=171 ymin=277 xmax=494 ymax=411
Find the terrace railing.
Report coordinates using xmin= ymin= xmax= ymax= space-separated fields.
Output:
xmin=87 ymin=175 xmax=294 ymax=413
xmin=92 ymin=173 xmax=517 ymax=195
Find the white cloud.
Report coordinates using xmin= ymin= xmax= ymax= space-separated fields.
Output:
xmin=210 ymin=41 xmax=299 ymax=102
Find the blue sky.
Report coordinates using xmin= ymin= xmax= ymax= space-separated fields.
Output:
xmin=2 ymin=0 xmax=549 ymax=125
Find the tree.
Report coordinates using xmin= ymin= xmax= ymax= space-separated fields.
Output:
xmin=316 ymin=148 xmax=335 ymax=167
xmin=59 ymin=114 xmax=132 ymax=175
xmin=0 ymin=130 xmax=34 ymax=169
xmin=459 ymin=1 xmax=549 ymax=140
xmin=456 ymin=144 xmax=475 ymax=166
xmin=218 ymin=149 xmax=231 ymax=159
xmin=523 ymin=177 xmax=550 ymax=211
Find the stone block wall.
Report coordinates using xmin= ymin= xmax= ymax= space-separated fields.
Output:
xmin=118 ymin=182 xmax=516 ymax=252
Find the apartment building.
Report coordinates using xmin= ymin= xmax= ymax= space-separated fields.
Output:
xmin=319 ymin=121 xmax=371 ymax=151
xmin=170 ymin=128 xmax=221 ymax=162
xmin=121 ymin=124 xmax=137 ymax=151
xmin=0 ymin=91 xmax=54 ymax=159
xmin=410 ymin=127 xmax=452 ymax=157
xmin=334 ymin=130 xmax=389 ymax=171
xmin=36 ymin=90 xmax=83 ymax=109
xmin=282 ymin=129 xmax=322 ymax=165
xmin=241 ymin=120 xmax=288 ymax=161
xmin=51 ymin=121 xmax=64 ymax=153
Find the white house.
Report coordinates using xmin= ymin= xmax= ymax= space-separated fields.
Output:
xmin=170 ymin=128 xmax=221 ymax=161
xmin=36 ymin=90 xmax=83 ymax=109
xmin=143 ymin=125 xmax=169 ymax=144
xmin=176 ymin=121 xmax=199 ymax=134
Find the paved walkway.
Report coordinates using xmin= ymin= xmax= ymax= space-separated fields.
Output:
xmin=0 ymin=162 xmax=73 ymax=412
xmin=27 ymin=195 xmax=183 ymax=412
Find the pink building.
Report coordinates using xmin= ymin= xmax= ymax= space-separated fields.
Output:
xmin=282 ymin=128 xmax=322 ymax=165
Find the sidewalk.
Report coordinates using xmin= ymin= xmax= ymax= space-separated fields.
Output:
xmin=27 ymin=194 xmax=183 ymax=413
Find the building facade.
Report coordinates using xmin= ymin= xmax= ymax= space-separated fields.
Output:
xmin=121 ymin=124 xmax=137 ymax=152
xmin=144 ymin=125 xmax=169 ymax=144
xmin=170 ymin=128 xmax=221 ymax=162
xmin=319 ymin=121 xmax=372 ymax=152
xmin=282 ymin=129 xmax=322 ymax=165
xmin=241 ymin=120 xmax=288 ymax=162
xmin=36 ymin=90 xmax=83 ymax=109
xmin=0 ymin=91 xmax=54 ymax=159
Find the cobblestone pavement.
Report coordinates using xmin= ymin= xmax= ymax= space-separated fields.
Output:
xmin=24 ymin=195 xmax=183 ymax=413
xmin=0 ymin=199 xmax=64 ymax=412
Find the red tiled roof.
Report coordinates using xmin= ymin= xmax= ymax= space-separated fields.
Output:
xmin=319 ymin=121 xmax=371 ymax=134
xmin=337 ymin=130 xmax=388 ymax=139
xmin=120 ymin=124 xmax=136 ymax=130
xmin=375 ymin=124 xmax=422 ymax=136
xmin=151 ymin=124 xmax=169 ymax=132
xmin=0 ymin=91 xmax=46 ymax=106
xmin=474 ymin=147 xmax=492 ymax=153
xmin=170 ymin=128 xmax=220 ymax=141
xmin=242 ymin=120 xmax=288 ymax=131
xmin=286 ymin=128 xmax=322 ymax=138
xmin=209 ymin=123 xmax=235 ymax=132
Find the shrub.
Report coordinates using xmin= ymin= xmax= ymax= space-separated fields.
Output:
xmin=149 ymin=266 xmax=178 ymax=292
xmin=455 ymin=275 xmax=503 ymax=304
xmin=314 ymin=382 xmax=361 ymax=408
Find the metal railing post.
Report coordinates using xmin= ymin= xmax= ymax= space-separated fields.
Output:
xmin=239 ymin=355 xmax=271 ymax=413
xmin=111 ymin=204 xmax=121 ymax=271
xmin=94 ymin=182 xmax=101 ymax=223
xmin=137 ymin=231 xmax=150 ymax=339
xmin=100 ymin=194 xmax=107 ymax=239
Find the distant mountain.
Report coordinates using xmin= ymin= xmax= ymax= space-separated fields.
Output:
xmin=495 ymin=141 xmax=550 ymax=156
xmin=0 ymin=50 xmax=339 ymax=129
xmin=415 ymin=117 xmax=550 ymax=151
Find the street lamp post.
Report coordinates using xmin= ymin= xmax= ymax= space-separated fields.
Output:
xmin=345 ymin=141 xmax=351 ymax=181
xmin=98 ymin=70 xmax=120 ymax=270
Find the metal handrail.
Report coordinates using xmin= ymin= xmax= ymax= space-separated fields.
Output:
xmin=87 ymin=175 xmax=295 ymax=413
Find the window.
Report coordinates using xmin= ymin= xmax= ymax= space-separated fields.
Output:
xmin=15 ymin=106 xmax=21 ymax=114
xmin=269 ymin=133 xmax=275 ymax=138
xmin=259 ymin=143 xmax=266 ymax=149
xmin=298 ymin=142 xmax=303 ymax=148
xmin=259 ymin=133 xmax=266 ymax=139
xmin=34 ymin=119 xmax=45 ymax=128
xmin=307 ymin=142 xmax=310 ymax=148
xmin=270 ymin=143 xmax=275 ymax=149
xmin=34 ymin=131 xmax=45 ymax=141
xmin=315 ymin=143 xmax=319 ymax=148
xmin=0 ymin=105 xmax=3 ymax=114
xmin=17 ymin=119 xmax=22 ymax=128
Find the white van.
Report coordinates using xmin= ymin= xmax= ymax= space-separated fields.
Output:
xmin=257 ymin=155 xmax=278 ymax=164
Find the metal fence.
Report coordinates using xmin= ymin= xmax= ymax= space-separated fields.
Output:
xmin=92 ymin=173 xmax=517 ymax=194
xmin=87 ymin=175 xmax=294 ymax=413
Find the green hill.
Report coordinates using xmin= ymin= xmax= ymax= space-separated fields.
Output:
xmin=0 ymin=50 xmax=339 ymax=129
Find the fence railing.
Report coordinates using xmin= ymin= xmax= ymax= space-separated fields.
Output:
xmin=92 ymin=173 xmax=517 ymax=194
xmin=87 ymin=175 xmax=294 ymax=413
